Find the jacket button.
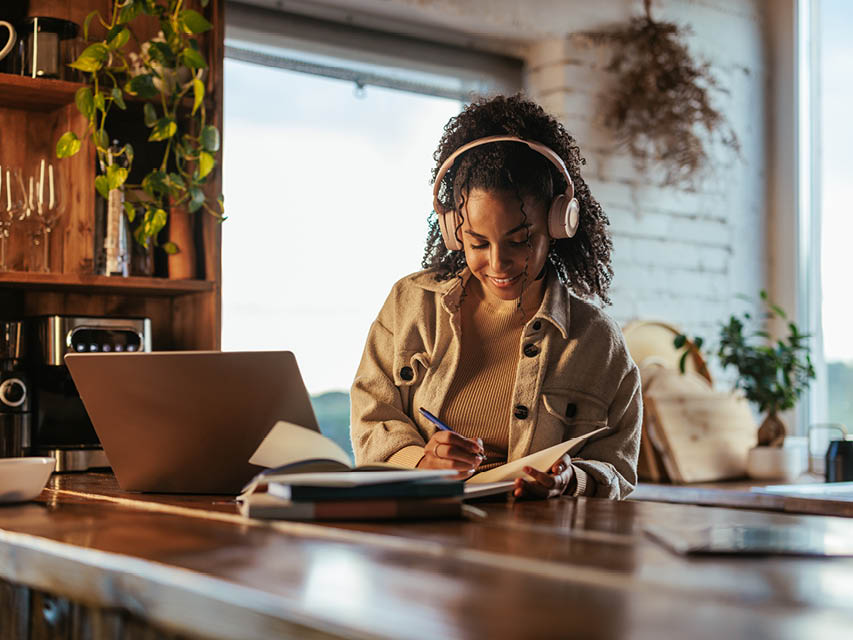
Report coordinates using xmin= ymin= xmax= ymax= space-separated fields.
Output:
xmin=565 ymin=403 xmax=577 ymax=418
xmin=514 ymin=405 xmax=529 ymax=420
xmin=532 ymin=320 xmax=542 ymax=331
xmin=400 ymin=366 xmax=414 ymax=381
xmin=523 ymin=343 xmax=540 ymax=357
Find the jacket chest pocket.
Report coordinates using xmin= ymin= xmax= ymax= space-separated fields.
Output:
xmin=393 ymin=350 xmax=431 ymax=415
xmin=393 ymin=350 xmax=431 ymax=386
xmin=541 ymin=389 xmax=608 ymax=440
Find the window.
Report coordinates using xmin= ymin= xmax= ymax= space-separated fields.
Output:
xmin=817 ymin=0 xmax=853 ymax=432
xmin=221 ymin=5 xmax=521 ymax=455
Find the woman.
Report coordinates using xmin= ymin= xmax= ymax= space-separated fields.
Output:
xmin=350 ymin=94 xmax=641 ymax=499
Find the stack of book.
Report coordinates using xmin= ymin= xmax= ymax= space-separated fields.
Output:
xmin=238 ymin=469 xmax=466 ymax=521
xmin=238 ymin=420 xmax=604 ymax=521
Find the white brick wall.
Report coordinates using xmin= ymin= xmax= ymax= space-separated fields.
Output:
xmin=523 ymin=0 xmax=768 ymax=358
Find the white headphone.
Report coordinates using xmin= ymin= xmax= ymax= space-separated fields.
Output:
xmin=432 ymin=135 xmax=580 ymax=252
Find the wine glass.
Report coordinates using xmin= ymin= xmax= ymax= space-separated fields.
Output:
xmin=0 ymin=166 xmax=26 ymax=272
xmin=23 ymin=159 xmax=64 ymax=273
xmin=34 ymin=160 xmax=64 ymax=273
xmin=0 ymin=167 xmax=11 ymax=271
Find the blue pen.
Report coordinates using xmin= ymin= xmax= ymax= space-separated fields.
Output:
xmin=419 ymin=407 xmax=455 ymax=432
xmin=419 ymin=407 xmax=486 ymax=459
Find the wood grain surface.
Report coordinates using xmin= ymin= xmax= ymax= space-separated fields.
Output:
xmin=1 ymin=473 xmax=853 ymax=639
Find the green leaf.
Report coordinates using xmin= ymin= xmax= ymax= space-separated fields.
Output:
xmin=95 ymin=175 xmax=110 ymax=200
xmin=180 ymin=9 xmax=213 ymax=34
xmin=93 ymin=92 xmax=106 ymax=113
xmin=201 ymin=0 xmax=210 ymax=7
xmin=192 ymin=78 xmax=204 ymax=115
xmin=181 ymin=47 xmax=207 ymax=70
xmin=106 ymin=164 xmax=128 ymax=191
xmin=56 ymin=131 xmax=81 ymax=158
xmin=127 ymin=74 xmax=158 ymax=99
xmin=123 ymin=201 xmax=136 ymax=223
xmin=673 ymin=334 xmax=686 ymax=349
xmin=109 ymin=27 xmax=130 ymax=50
xmin=149 ymin=118 xmax=177 ymax=142
xmin=147 ymin=41 xmax=176 ymax=67
xmin=143 ymin=103 xmax=158 ymax=127
xmin=118 ymin=0 xmax=142 ymax=24
xmin=68 ymin=43 xmax=109 ymax=72
xmin=759 ymin=289 xmax=768 ymax=300
xmin=83 ymin=10 xmax=98 ymax=41
xmin=770 ymin=304 xmax=787 ymax=319
xmin=694 ymin=336 xmax=704 ymax=349
xmin=198 ymin=151 xmax=215 ymax=179
xmin=93 ymin=129 xmax=109 ymax=151
xmin=147 ymin=208 xmax=168 ymax=238
xmin=167 ymin=172 xmax=186 ymax=189
xmin=142 ymin=171 xmax=168 ymax=197
xmin=123 ymin=143 xmax=134 ymax=165
xmin=188 ymin=186 xmax=205 ymax=213
xmin=111 ymin=87 xmax=126 ymax=110
xmin=201 ymin=125 xmax=220 ymax=152
xmin=162 ymin=241 xmax=179 ymax=255
xmin=74 ymin=87 xmax=94 ymax=119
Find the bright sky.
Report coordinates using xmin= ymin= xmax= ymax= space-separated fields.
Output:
xmin=221 ymin=58 xmax=460 ymax=394
xmin=820 ymin=0 xmax=853 ymax=362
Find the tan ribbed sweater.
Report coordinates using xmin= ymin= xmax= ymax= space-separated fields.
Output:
xmin=441 ymin=277 xmax=543 ymax=469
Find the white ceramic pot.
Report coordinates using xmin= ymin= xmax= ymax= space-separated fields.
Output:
xmin=746 ymin=446 xmax=805 ymax=481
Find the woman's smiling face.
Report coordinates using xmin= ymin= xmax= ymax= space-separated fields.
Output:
xmin=460 ymin=188 xmax=550 ymax=303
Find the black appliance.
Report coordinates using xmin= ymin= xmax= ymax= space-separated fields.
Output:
xmin=27 ymin=315 xmax=152 ymax=471
xmin=0 ymin=321 xmax=31 ymax=457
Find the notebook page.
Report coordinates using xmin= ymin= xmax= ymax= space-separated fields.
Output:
xmin=467 ymin=426 xmax=608 ymax=484
xmin=249 ymin=420 xmax=353 ymax=469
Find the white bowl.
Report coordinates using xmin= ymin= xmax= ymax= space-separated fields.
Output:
xmin=0 ymin=457 xmax=56 ymax=503
xmin=746 ymin=446 xmax=805 ymax=481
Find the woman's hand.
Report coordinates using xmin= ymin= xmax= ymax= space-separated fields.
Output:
xmin=417 ymin=430 xmax=485 ymax=478
xmin=513 ymin=453 xmax=574 ymax=499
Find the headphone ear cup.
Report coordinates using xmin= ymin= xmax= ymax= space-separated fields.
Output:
xmin=548 ymin=195 xmax=580 ymax=239
xmin=438 ymin=210 xmax=464 ymax=251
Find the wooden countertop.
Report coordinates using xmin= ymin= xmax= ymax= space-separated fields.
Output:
xmin=632 ymin=476 xmax=853 ymax=517
xmin=3 ymin=473 xmax=853 ymax=639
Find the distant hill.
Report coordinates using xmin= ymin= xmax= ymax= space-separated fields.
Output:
xmin=310 ymin=391 xmax=353 ymax=462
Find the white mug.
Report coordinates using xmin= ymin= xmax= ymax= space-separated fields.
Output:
xmin=0 ymin=21 xmax=16 ymax=61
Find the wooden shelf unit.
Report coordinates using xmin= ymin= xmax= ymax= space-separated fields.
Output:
xmin=0 ymin=0 xmax=224 ymax=351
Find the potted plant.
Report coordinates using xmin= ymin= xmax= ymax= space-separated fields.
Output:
xmin=55 ymin=0 xmax=224 ymax=271
xmin=675 ymin=291 xmax=816 ymax=477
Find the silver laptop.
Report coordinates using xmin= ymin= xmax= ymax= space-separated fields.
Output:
xmin=65 ymin=350 xmax=320 ymax=494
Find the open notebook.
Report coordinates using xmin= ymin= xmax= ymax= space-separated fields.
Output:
xmin=242 ymin=420 xmax=606 ymax=494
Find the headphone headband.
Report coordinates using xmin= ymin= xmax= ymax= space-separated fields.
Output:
xmin=432 ymin=135 xmax=575 ymax=215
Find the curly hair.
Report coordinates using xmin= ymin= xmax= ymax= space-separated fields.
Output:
xmin=422 ymin=93 xmax=614 ymax=304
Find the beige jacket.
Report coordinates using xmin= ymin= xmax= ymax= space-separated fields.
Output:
xmin=350 ymin=268 xmax=642 ymax=499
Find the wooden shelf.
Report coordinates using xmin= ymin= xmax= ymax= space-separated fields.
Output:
xmin=0 ymin=272 xmax=214 ymax=296
xmin=0 ymin=74 xmax=85 ymax=111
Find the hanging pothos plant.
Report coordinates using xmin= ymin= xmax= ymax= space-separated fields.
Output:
xmin=56 ymin=0 xmax=224 ymax=252
xmin=579 ymin=0 xmax=740 ymax=186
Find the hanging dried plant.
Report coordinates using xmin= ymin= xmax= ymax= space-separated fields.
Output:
xmin=580 ymin=0 xmax=739 ymax=186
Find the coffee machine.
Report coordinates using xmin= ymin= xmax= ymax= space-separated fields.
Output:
xmin=27 ymin=315 xmax=152 ymax=471
xmin=0 ymin=321 xmax=31 ymax=457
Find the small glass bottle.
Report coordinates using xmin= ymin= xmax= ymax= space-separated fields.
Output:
xmin=94 ymin=141 xmax=129 ymax=277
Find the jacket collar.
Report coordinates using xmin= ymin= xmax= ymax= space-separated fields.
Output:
xmin=412 ymin=267 xmax=571 ymax=339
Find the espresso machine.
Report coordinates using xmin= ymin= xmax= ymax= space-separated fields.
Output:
xmin=0 ymin=321 xmax=31 ymax=458
xmin=27 ymin=315 xmax=152 ymax=471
